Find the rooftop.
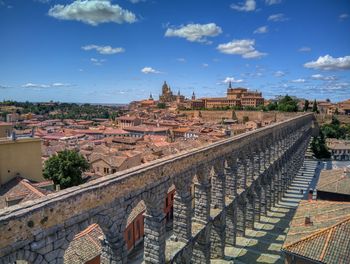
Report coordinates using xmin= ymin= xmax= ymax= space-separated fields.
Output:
xmin=283 ymin=216 xmax=350 ymax=263
xmin=317 ymin=168 xmax=350 ymax=196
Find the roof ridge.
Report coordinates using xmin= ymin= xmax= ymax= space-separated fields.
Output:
xmin=19 ymin=179 xmax=45 ymax=197
xmin=284 ymin=214 xmax=350 ymax=250
xmin=74 ymin=223 xmax=99 ymax=240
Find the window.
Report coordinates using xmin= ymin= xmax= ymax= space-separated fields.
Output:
xmin=165 ymin=197 xmax=169 ymax=207
xmin=96 ymin=167 xmax=99 ymax=172
xmin=112 ymin=168 xmax=116 ymax=173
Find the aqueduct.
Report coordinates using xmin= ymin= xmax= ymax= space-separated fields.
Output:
xmin=0 ymin=113 xmax=314 ymax=264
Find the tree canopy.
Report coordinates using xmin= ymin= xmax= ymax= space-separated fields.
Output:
xmin=277 ymin=95 xmax=298 ymax=112
xmin=43 ymin=150 xmax=89 ymax=189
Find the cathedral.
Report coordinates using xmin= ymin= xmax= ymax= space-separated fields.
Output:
xmin=159 ymin=81 xmax=184 ymax=103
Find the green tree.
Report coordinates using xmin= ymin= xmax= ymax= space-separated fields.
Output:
xmin=43 ymin=150 xmax=89 ymax=189
xmin=310 ymin=131 xmax=331 ymax=159
xmin=267 ymin=102 xmax=278 ymax=111
xmin=303 ymin=100 xmax=309 ymax=112
xmin=277 ymin=95 xmax=298 ymax=112
xmin=157 ymin=102 xmax=166 ymax=109
xmin=312 ymin=99 xmax=318 ymax=113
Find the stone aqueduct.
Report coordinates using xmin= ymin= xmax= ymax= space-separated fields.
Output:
xmin=0 ymin=113 xmax=314 ymax=264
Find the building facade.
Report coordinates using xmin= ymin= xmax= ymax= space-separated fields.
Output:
xmin=192 ymin=82 xmax=264 ymax=109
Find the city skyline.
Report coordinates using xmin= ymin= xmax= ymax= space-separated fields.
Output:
xmin=0 ymin=0 xmax=350 ymax=103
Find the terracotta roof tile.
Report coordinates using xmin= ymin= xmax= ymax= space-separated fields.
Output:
xmin=283 ymin=216 xmax=350 ymax=263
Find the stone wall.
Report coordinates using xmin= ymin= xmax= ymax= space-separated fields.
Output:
xmin=180 ymin=110 xmax=303 ymax=123
xmin=0 ymin=113 xmax=314 ymax=264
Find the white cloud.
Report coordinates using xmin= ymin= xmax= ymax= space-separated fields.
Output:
xmin=231 ymin=0 xmax=256 ymax=12
xmin=82 ymin=44 xmax=124 ymax=55
xmin=222 ymin=77 xmax=244 ymax=84
xmin=48 ymin=0 xmax=137 ymax=26
xmin=129 ymin=0 xmax=146 ymax=3
xmin=274 ymin=70 xmax=285 ymax=77
xmin=339 ymin=13 xmax=349 ymax=20
xmin=22 ymin=83 xmax=50 ymax=88
xmin=304 ymin=55 xmax=350 ymax=70
xmin=165 ymin=23 xmax=222 ymax=43
xmin=265 ymin=0 xmax=282 ymax=5
xmin=254 ymin=26 xmax=268 ymax=34
xmin=177 ymin=58 xmax=186 ymax=62
xmin=141 ymin=67 xmax=161 ymax=74
xmin=298 ymin=46 xmax=311 ymax=52
xmin=52 ymin=82 xmax=71 ymax=87
xmin=202 ymin=63 xmax=209 ymax=67
xmin=90 ymin=57 xmax=106 ymax=66
xmin=0 ymin=84 xmax=11 ymax=89
xmin=268 ymin=13 xmax=288 ymax=22
xmin=291 ymin=78 xmax=306 ymax=83
xmin=311 ymin=74 xmax=337 ymax=81
xmin=217 ymin=39 xmax=267 ymax=59
xmin=22 ymin=82 xmax=71 ymax=88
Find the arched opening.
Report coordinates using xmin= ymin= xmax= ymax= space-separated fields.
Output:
xmin=126 ymin=185 xmax=177 ymax=263
xmin=125 ymin=199 xmax=146 ymax=263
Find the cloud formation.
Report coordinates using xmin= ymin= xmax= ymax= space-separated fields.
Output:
xmin=291 ymin=78 xmax=306 ymax=83
xmin=141 ymin=67 xmax=161 ymax=74
xmin=222 ymin=77 xmax=244 ymax=84
xmin=90 ymin=57 xmax=106 ymax=66
xmin=231 ymin=0 xmax=256 ymax=12
xmin=274 ymin=70 xmax=285 ymax=77
xmin=22 ymin=82 xmax=71 ymax=88
xmin=254 ymin=26 xmax=268 ymax=34
xmin=265 ymin=0 xmax=282 ymax=5
xmin=48 ymin=0 xmax=137 ymax=26
xmin=298 ymin=46 xmax=311 ymax=52
xmin=304 ymin=55 xmax=350 ymax=70
xmin=82 ymin=44 xmax=124 ymax=55
xmin=165 ymin=23 xmax=222 ymax=43
xmin=339 ymin=13 xmax=349 ymax=20
xmin=311 ymin=74 xmax=337 ymax=81
xmin=268 ymin=13 xmax=288 ymax=22
xmin=217 ymin=39 xmax=266 ymax=59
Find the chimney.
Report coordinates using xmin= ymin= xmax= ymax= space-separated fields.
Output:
xmin=305 ymin=216 xmax=313 ymax=226
xmin=343 ymin=167 xmax=350 ymax=178
xmin=55 ymin=184 xmax=61 ymax=191
xmin=308 ymin=189 xmax=313 ymax=201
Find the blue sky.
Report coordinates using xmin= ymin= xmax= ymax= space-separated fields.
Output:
xmin=0 ymin=0 xmax=349 ymax=103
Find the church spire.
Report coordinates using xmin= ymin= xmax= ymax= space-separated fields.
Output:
xmin=229 ymin=81 xmax=232 ymax=89
xmin=149 ymin=92 xmax=153 ymax=100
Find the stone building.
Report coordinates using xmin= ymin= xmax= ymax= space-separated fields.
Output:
xmin=191 ymin=82 xmax=264 ymax=109
xmin=326 ymin=138 xmax=350 ymax=161
xmin=116 ymin=116 xmax=141 ymax=129
xmin=0 ymin=122 xmax=13 ymax=138
xmin=159 ymin=81 xmax=176 ymax=103
xmin=0 ymin=136 xmax=44 ymax=185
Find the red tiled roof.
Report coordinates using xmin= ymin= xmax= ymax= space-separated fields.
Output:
xmin=283 ymin=216 xmax=350 ymax=263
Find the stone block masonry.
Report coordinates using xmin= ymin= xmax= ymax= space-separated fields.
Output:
xmin=0 ymin=113 xmax=314 ymax=264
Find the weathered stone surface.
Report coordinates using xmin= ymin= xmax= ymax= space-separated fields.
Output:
xmin=0 ymin=113 xmax=313 ymax=264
